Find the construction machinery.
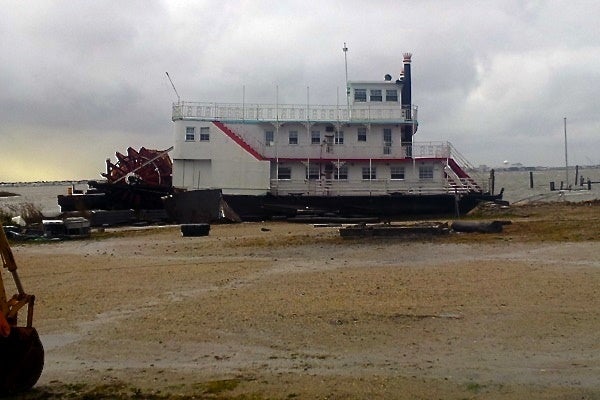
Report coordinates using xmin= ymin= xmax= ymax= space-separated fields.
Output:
xmin=0 ymin=223 xmax=44 ymax=394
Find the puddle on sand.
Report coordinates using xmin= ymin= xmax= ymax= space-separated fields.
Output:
xmin=40 ymin=332 xmax=81 ymax=351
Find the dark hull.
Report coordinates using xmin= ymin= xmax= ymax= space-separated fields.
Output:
xmin=224 ymin=192 xmax=501 ymax=220
xmin=165 ymin=190 xmax=503 ymax=223
xmin=58 ymin=184 xmax=503 ymax=224
xmin=162 ymin=189 xmax=234 ymax=224
xmin=56 ymin=182 xmax=175 ymax=226
xmin=58 ymin=181 xmax=174 ymax=212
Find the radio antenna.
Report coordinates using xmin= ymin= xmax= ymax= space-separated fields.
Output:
xmin=165 ymin=72 xmax=181 ymax=103
xmin=343 ymin=43 xmax=350 ymax=115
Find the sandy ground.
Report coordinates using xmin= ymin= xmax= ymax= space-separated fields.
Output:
xmin=5 ymin=204 xmax=600 ymax=399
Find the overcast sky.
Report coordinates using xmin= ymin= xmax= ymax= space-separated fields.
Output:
xmin=1 ymin=0 xmax=599 ymax=182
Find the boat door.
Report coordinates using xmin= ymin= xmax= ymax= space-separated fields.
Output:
xmin=324 ymin=163 xmax=334 ymax=180
xmin=383 ymin=128 xmax=392 ymax=155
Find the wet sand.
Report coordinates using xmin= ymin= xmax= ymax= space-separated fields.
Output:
xmin=7 ymin=202 xmax=600 ymax=399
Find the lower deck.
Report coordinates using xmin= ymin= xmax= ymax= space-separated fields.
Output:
xmin=174 ymin=155 xmax=488 ymax=197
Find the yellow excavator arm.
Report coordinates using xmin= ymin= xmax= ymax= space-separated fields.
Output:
xmin=0 ymin=222 xmax=44 ymax=394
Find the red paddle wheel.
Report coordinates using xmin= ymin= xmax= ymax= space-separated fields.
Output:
xmin=58 ymin=147 xmax=175 ymax=216
xmin=78 ymin=147 xmax=176 ymax=210
xmin=102 ymin=147 xmax=173 ymax=187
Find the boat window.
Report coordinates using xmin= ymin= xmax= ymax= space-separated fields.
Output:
xmin=335 ymin=130 xmax=344 ymax=145
xmin=370 ymin=89 xmax=382 ymax=102
xmin=277 ymin=167 xmax=291 ymax=180
xmin=311 ymin=130 xmax=321 ymax=144
xmin=357 ymin=127 xmax=367 ymax=142
xmin=305 ymin=164 xmax=320 ymax=180
xmin=185 ymin=127 xmax=195 ymax=141
xmin=354 ymin=88 xmax=367 ymax=102
xmin=362 ymin=166 xmax=376 ymax=180
xmin=334 ymin=165 xmax=348 ymax=180
xmin=199 ymin=127 xmax=210 ymax=141
xmin=386 ymin=89 xmax=398 ymax=102
xmin=383 ymin=128 xmax=392 ymax=144
xmin=289 ymin=131 xmax=298 ymax=145
xmin=265 ymin=130 xmax=274 ymax=145
xmin=419 ymin=165 xmax=434 ymax=180
xmin=390 ymin=166 xmax=405 ymax=180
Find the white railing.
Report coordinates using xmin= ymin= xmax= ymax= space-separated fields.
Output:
xmin=411 ymin=142 xmax=452 ymax=158
xmin=446 ymin=142 xmax=489 ymax=192
xmin=446 ymin=142 xmax=475 ymax=171
xmin=262 ymin=142 xmax=412 ymax=159
xmin=443 ymin=164 xmax=479 ymax=192
xmin=270 ymin=177 xmax=470 ymax=197
xmin=258 ymin=141 xmax=453 ymax=160
xmin=173 ymin=101 xmax=418 ymax=123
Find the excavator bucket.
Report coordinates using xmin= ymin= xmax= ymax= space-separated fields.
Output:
xmin=0 ymin=326 xmax=44 ymax=395
xmin=1 ymin=223 xmax=44 ymax=394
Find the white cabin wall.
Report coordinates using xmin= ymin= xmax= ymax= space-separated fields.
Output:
xmin=171 ymin=116 xmax=445 ymax=195
xmin=260 ymin=123 xmax=405 ymax=160
xmin=270 ymin=160 xmax=441 ymax=184
xmin=173 ymin=159 xmax=212 ymax=189
xmin=172 ymin=120 xmax=270 ymax=194
xmin=348 ymin=81 xmax=402 ymax=106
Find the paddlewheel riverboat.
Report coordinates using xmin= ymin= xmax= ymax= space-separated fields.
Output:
xmin=166 ymin=53 xmax=501 ymax=222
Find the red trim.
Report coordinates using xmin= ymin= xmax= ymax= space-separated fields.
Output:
xmin=447 ymin=158 xmax=469 ymax=178
xmin=446 ymin=158 xmax=482 ymax=190
xmin=268 ymin=157 xmax=445 ymax=163
xmin=213 ymin=121 xmax=265 ymax=160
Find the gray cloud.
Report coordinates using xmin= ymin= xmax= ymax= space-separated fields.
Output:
xmin=1 ymin=0 xmax=599 ymax=181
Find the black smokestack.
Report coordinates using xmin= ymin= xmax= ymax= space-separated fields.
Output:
xmin=401 ymin=53 xmax=412 ymax=109
xmin=401 ymin=53 xmax=414 ymax=154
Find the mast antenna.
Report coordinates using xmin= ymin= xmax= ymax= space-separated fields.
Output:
xmin=343 ymin=43 xmax=350 ymax=116
xmin=564 ymin=117 xmax=569 ymax=188
xmin=165 ymin=72 xmax=181 ymax=103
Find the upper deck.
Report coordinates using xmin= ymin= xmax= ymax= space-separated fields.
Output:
xmin=172 ymin=101 xmax=418 ymax=124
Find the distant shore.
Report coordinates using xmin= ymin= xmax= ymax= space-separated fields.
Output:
xmin=0 ymin=180 xmax=90 ymax=187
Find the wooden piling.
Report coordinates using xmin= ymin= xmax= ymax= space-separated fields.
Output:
xmin=529 ymin=171 xmax=534 ymax=189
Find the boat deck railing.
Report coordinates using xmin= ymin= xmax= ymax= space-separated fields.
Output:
xmin=173 ymin=101 xmax=418 ymax=124
xmin=269 ymin=177 xmax=474 ymax=197
xmin=250 ymin=139 xmax=454 ymax=161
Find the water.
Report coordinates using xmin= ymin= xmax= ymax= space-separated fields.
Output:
xmin=1 ymin=168 xmax=599 ymax=218
xmin=0 ymin=182 xmax=86 ymax=217
xmin=491 ymin=168 xmax=600 ymax=203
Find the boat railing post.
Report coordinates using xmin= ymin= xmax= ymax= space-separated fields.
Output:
xmin=454 ymin=190 xmax=460 ymax=218
xmin=564 ymin=117 xmax=569 ymax=189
